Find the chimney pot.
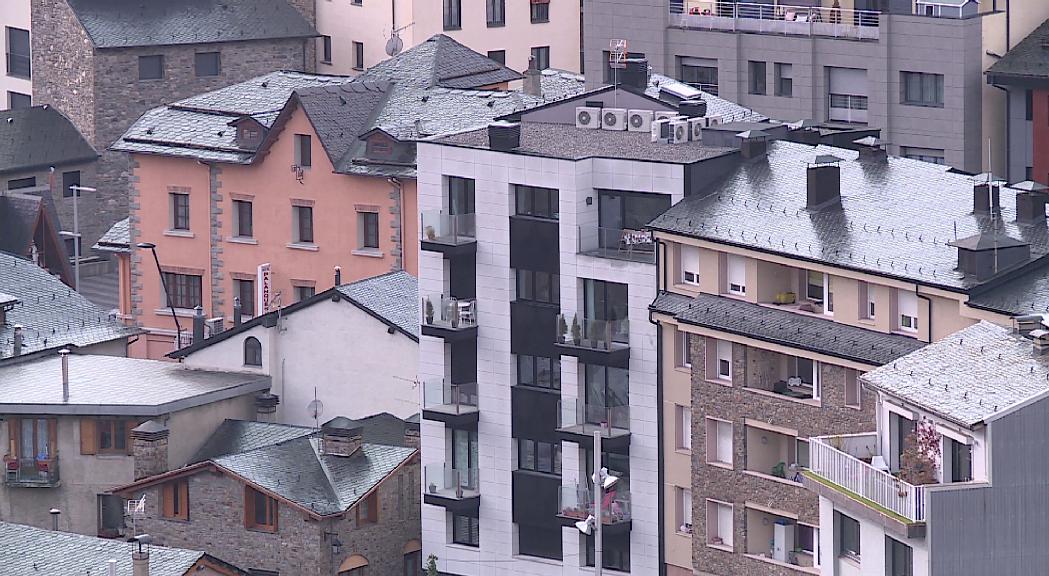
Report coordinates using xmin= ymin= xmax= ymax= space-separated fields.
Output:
xmin=255 ymin=393 xmax=280 ymax=422
xmin=806 ymin=156 xmax=843 ymax=208
xmin=192 ymin=306 xmax=205 ymax=344
xmin=233 ymin=297 xmax=243 ymax=327
xmin=59 ymin=349 xmax=70 ymax=402
xmin=132 ymin=550 xmax=150 ymax=576
xmin=522 ymin=56 xmax=542 ymax=97
xmin=12 ymin=324 xmax=22 ymax=356
xmin=334 ymin=266 xmax=342 ymax=286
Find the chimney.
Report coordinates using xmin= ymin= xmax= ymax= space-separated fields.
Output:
xmin=1015 ymin=314 xmax=1044 ymax=337
xmin=108 ymin=559 xmax=117 ymax=576
xmin=678 ymin=99 xmax=707 ymax=118
xmin=192 ymin=306 xmax=205 ymax=343
xmin=737 ymin=130 xmax=769 ymax=160
xmin=852 ymin=136 xmax=887 ymax=161
xmin=807 ymin=155 xmax=843 ymax=208
xmin=949 ymin=232 xmax=1030 ymax=280
xmin=620 ymin=58 xmax=649 ymax=91
xmin=1031 ymin=329 xmax=1049 ymax=356
xmin=1016 ymin=192 xmax=1048 ymax=224
xmin=12 ymin=324 xmax=22 ymax=356
xmin=255 ymin=393 xmax=280 ymax=422
xmin=488 ymin=121 xmax=521 ymax=152
xmin=59 ymin=349 xmax=70 ymax=402
xmin=130 ymin=420 xmax=170 ymax=480
xmin=522 ymin=56 xmax=542 ymax=97
xmin=404 ymin=420 xmax=420 ymax=449
xmin=319 ymin=416 xmax=364 ymax=457
xmin=973 ymin=174 xmax=1001 ymax=215
xmin=334 ymin=266 xmax=342 ymax=286
xmin=131 ymin=535 xmax=151 ymax=576
xmin=233 ymin=297 xmax=242 ymax=327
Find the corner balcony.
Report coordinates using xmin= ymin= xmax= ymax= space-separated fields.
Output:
xmin=803 ymin=434 xmax=926 ymax=537
xmin=578 ymin=225 xmax=656 ymax=264
xmin=670 ymin=1 xmax=880 ymax=41
xmin=422 ymin=380 xmax=479 ymax=426
xmin=554 ymin=313 xmax=630 ymax=369
xmin=556 ymin=399 xmax=630 ymax=450
xmin=4 ymin=456 xmax=60 ymax=488
xmin=423 ymin=463 xmax=480 ymax=515
xmin=557 ymin=484 xmax=633 ymax=535
xmin=421 ymin=210 xmax=476 ymax=258
xmin=421 ymin=294 xmax=477 ymax=342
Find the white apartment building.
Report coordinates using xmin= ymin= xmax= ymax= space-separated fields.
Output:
xmin=1 ymin=0 xmax=31 ymax=109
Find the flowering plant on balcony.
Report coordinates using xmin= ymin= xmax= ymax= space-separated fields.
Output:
xmin=899 ymin=418 xmax=941 ymax=486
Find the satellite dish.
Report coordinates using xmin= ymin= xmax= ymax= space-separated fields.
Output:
xmin=307 ymin=399 xmax=324 ymax=420
xmin=385 ymin=33 xmax=404 ymax=57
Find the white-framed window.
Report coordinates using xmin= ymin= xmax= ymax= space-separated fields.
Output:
xmin=676 ymin=329 xmax=692 ymax=368
xmin=680 ymin=244 xmax=700 ymax=285
xmin=716 ymin=340 xmax=732 ymax=381
xmin=859 ymin=281 xmax=875 ymax=319
xmin=845 ymin=369 xmax=861 ymax=409
xmin=798 ymin=523 xmax=819 ymax=566
xmin=677 ymin=487 xmax=692 ymax=534
xmin=726 ymin=254 xmax=746 ymax=295
xmin=705 ymin=417 xmax=732 ymax=467
xmin=796 ymin=438 xmax=809 ymax=468
xmin=786 ymin=356 xmax=820 ymax=400
xmin=677 ymin=406 xmax=692 ymax=451
xmin=898 ymin=290 xmax=918 ymax=332
xmin=706 ymin=500 xmax=733 ymax=548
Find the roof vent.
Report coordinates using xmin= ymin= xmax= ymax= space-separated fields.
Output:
xmin=1010 ymin=181 xmax=1049 ymax=224
xmin=972 ymin=173 xmax=1004 ymax=214
xmin=678 ymin=99 xmax=707 ymax=118
xmin=806 ymin=155 xmax=843 ymax=208
xmin=488 ymin=121 xmax=521 ymax=152
xmin=1030 ymin=329 xmax=1049 ymax=355
xmin=948 ymin=231 xmax=1030 ymax=280
xmin=737 ymin=130 xmax=769 ymax=160
xmin=852 ymin=136 xmax=887 ymax=161
xmin=320 ymin=416 xmax=364 ymax=457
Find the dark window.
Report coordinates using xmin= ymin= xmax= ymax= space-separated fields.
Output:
xmin=838 ymin=512 xmax=861 ymax=558
xmin=596 ymin=190 xmax=668 ymax=256
xmin=356 ymin=491 xmax=378 ymax=524
xmin=360 ymin=212 xmax=379 ymax=249
xmin=294 ymin=134 xmax=312 ymax=167
xmin=531 ymin=46 xmax=550 ymax=71
xmin=517 ymin=438 xmax=561 ymax=474
xmin=518 ymin=524 xmax=562 ymax=560
xmin=583 ymin=277 xmax=629 ymax=342
xmin=161 ymin=479 xmax=189 ymax=520
xmin=748 ymin=60 xmax=766 ymax=95
xmin=515 ymin=269 xmax=559 ymax=304
xmin=1026 ymin=89 xmax=1034 ymax=121
xmin=321 ymin=36 xmax=332 ymax=64
xmin=293 ymin=206 xmax=314 ymax=243
xmin=63 ymin=236 xmax=81 ymax=261
xmin=775 ymin=62 xmax=792 ymax=97
xmin=294 ymin=285 xmax=316 ymax=302
xmin=402 ymin=551 xmax=422 ymax=576
xmin=531 ymin=0 xmax=550 ymax=22
xmin=487 ymin=0 xmax=506 ymax=26
xmin=7 ymin=176 xmax=35 ymax=190
xmin=161 ymin=272 xmax=203 ymax=309
xmin=448 ymin=177 xmax=475 ymax=215
xmin=246 ymin=486 xmax=278 ymax=532
xmin=678 ymin=58 xmax=717 ymax=95
xmin=444 ymin=0 xmax=462 ymax=29
xmin=586 ymin=531 xmax=629 ymax=571
xmin=233 ymin=199 xmax=253 ymax=237
xmin=194 ymin=52 xmax=221 ymax=77
xmin=352 ymin=0 xmax=362 ymax=4
xmin=950 ymin=438 xmax=973 ymax=482
xmin=353 ymin=42 xmax=364 ymax=70
xmin=170 ymin=193 xmax=190 ymax=230
xmin=138 ymin=55 xmax=164 ymax=80
xmin=584 ymin=364 xmax=629 ymax=414
xmin=62 ymin=171 xmax=81 ymax=198
xmin=487 ymin=50 xmax=506 ymax=66
xmin=887 ymin=537 xmax=913 ymax=576
xmin=97 ymin=419 xmax=129 ymax=454
xmin=7 ymin=91 xmax=30 ymax=109
xmin=235 ymin=279 xmax=255 ymax=317
xmin=452 ymin=514 xmax=479 ymax=546
xmin=901 ymin=72 xmax=943 ymax=107
xmin=6 ymin=27 xmax=30 ymax=79
xmin=515 ymin=185 xmax=558 ymax=219
xmin=517 ymin=354 xmax=560 ymax=389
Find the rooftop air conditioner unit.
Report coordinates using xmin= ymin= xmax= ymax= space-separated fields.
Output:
xmin=670 ymin=119 xmax=689 ymax=144
xmin=627 ymin=109 xmax=653 ymax=133
xmin=688 ymin=117 xmax=704 ymax=141
xmin=704 ymin=115 xmax=724 ymax=128
xmin=651 ymin=118 xmax=671 ymax=143
xmin=576 ymin=106 xmax=602 ymax=129
xmin=602 ymin=108 xmax=627 ymax=131
xmin=654 ymin=110 xmax=677 ymax=122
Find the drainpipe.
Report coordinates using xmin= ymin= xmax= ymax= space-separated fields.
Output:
xmin=651 ymin=237 xmax=668 ymax=576
xmin=915 ymin=285 xmax=932 ymax=343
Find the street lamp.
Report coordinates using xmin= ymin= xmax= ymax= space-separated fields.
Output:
xmin=136 ymin=242 xmax=182 ymax=347
xmin=573 ymin=431 xmax=620 ymax=576
xmin=62 ymin=185 xmax=97 ymax=290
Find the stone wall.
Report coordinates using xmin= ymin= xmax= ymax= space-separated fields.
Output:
xmin=690 ymin=336 xmax=877 ymax=576
xmin=31 ymin=0 xmax=96 ymax=144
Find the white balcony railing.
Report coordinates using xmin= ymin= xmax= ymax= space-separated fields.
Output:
xmin=809 ymin=434 xmax=926 ymax=523
xmin=670 ymin=1 xmax=881 ymax=40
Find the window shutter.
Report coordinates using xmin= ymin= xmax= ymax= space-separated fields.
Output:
xmin=125 ymin=420 xmax=137 ymax=455
xmin=8 ymin=419 xmax=19 ymax=458
xmin=180 ymin=480 xmax=190 ymax=520
xmin=272 ymin=497 xmax=278 ymax=531
xmin=80 ymin=419 xmax=97 ymax=455
xmin=243 ymin=487 xmax=253 ymax=528
xmin=162 ymin=483 xmax=174 ymax=518
xmin=47 ymin=419 xmax=57 ymax=458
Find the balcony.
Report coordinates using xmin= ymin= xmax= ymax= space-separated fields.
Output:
xmin=557 ymin=484 xmax=633 ymax=535
xmin=669 ymin=1 xmax=880 ymax=41
xmin=4 ymin=456 xmax=60 ymax=488
xmin=556 ymin=399 xmax=630 ymax=450
xmin=422 ymin=380 xmax=479 ymax=426
xmin=421 ymin=210 xmax=476 ymax=257
xmin=554 ymin=313 xmax=630 ymax=368
xmin=423 ymin=463 xmax=480 ymax=514
xmin=578 ymin=226 xmax=655 ymax=264
xmin=804 ymin=434 xmax=927 ymax=531
xmin=421 ymin=294 xmax=478 ymax=342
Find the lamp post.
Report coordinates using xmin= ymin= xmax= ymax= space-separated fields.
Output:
xmin=62 ymin=185 xmax=96 ymax=290
xmin=136 ymin=242 xmax=182 ymax=348
xmin=574 ymin=430 xmax=618 ymax=576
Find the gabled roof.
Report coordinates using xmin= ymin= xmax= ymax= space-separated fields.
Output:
xmin=289 ymin=81 xmax=393 ymax=171
xmin=92 ymin=217 xmax=130 ymax=253
xmin=0 ymin=106 xmax=97 ymax=175
xmin=191 ymin=419 xmax=314 ymax=463
xmin=987 ymin=19 xmax=1049 ymax=85
xmin=65 ymin=0 xmax=318 ymax=49
xmin=359 ymin=34 xmax=523 ymax=89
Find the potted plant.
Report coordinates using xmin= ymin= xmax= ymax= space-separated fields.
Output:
xmin=771 ymin=462 xmax=787 ymax=478
xmin=899 ymin=418 xmax=941 ymax=487
xmin=449 ymin=300 xmax=460 ymax=328
xmin=571 ymin=315 xmax=582 ymax=345
xmin=428 ymin=481 xmax=438 ymax=494
xmin=424 ymin=298 xmax=434 ymax=325
xmin=558 ymin=315 xmax=568 ymax=343
xmin=425 ymin=225 xmax=436 ymax=241
xmin=426 ymin=554 xmax=439 ymax=576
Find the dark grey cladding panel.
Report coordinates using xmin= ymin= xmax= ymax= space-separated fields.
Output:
xmin=510 ymin=216 xmax=559 ymax=273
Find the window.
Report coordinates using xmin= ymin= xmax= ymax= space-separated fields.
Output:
xmin=516 ymin=438 xmax=561 ymax=474
xmin=170 ymin=193 xmax=189 ymax=230
xmin=677 ymin=487 xmax=692 ymax=533
xmin=487 ymin=50 xmax=506 ymax=66
xmin=887 ymin=537 xmax=913 ymax=576
xmin=161 ymin=479 xmax=189 ymax=521
xmin=356 ymin=491 xmax=378 ymax=524
xmin=680 ymin=244 xmax=700 ymax=285
xmin=531 ymin=46 xmax=550 ymax=71
xmin=705 ymin=418 xmax=731 ymax=466
xmin=245 ymin=486 xmax=278 ymax=532
xmin=11 ymin=417 xmax=56 ymax=466
xmin=676 ymin=330 xmax=692 ymax=368
xmin=6 ymin=27 xmax=30 ymax=78
xmin=806 ymin=270 xmax=825 ymax=303
xmin=677 ymin=406 xmax=692 ymax=451
xmin=775 ymin=62 xmax=792 ymax=97
xmin=948 ymin=438 xmax=973 ymax=483
xmin=487 ymin=0 xmax=505 ymax=26
xmin=517 ymin=354 xmax=560 ymax=389
xmin=233 ymin=199 xmax=253 ymax=237
xmin=725 ymin=254 xmax=746 ymax=295
xmin=7 ymin=176 xmax=35 ymax=190
xmin=828 ymin=67 xmax=868 ymax=123
xmin=359 ymin=211 xmax=379 ymax=250
xmin=235 ymin=279 xmax=255 ymax=317
xmin=98 ymin=494 xmax=125 ymax=536
xmin=64 ymin=236 xmax=81 ymax=261
xmin=797 ymin=524 xmax=818 ymax=561
xmin=516 ymin=269 xmax=559 ymax=304
xmin=796 ymin=438 xmax=810 ymax=468
xmin=897 ymin=290 xmax=918 ymax=332
xmin=715 ymin=339 xmax=732 ymax=381
xmin=679 ymin=57 xmax=717 ymax=95
xmin=448 ymin=177 xmax=475 ymax=215
xmin=7 ymin=91 xmax=30 ymax=109
xmin=161 ymin=273 xmax=202 ymax=309
xmin=294 ymin=285 xmax=315 ymax=302
xmin=294 ymin=134 xmax=312 ymax=168
xmin=837 ymin=512 xmax=860 ymax=558
xmin=452 ymin=514 xmax=479 ymax=546
xmin=748 ymin=61 xmax=766 ymax=95
xmin=1026 ymin=89 xmax=1034 ymax=121
xmin=97 ymin=419 xmax=130 ymax=454
xmin=292 ymin=205 xmax=314 ymax=244
xmin=859 ymin=281 xmax=875 ymax=319
xmin=62 ymin=171 xmax=81 ymax=198
xmin=244 ymin=337 xmax=262 ymax=366
xmin=901 ymin=71 xmax=943 ymax=107
xmin=194 ymin=52 xmax=221 ymax=77
xmin=138 ymin=55 xmax=163 ymax=80
xmin=901 ymin=146 xmax=945 ymax=165
xmin=402 ymin=550 xmax=422 ymax=576
xmin=518 ymin=524 xmax=561 ymax=560
xmin=443 ymin=0 xmax=462 ymax=29
xmin=320 ymin=36 xmax=332 ymax=64
xmin=706 ymin=500 xmax=733 ymax=547
xmin=531 ymin=0 xmax=550 ymax=23
xmin=515 ymin=185 xmax=558 ymax=219
xmin=353 ymin=42 xmax=364 ymax=70
xmin=845 ymin=370 xmax=861 ymax=408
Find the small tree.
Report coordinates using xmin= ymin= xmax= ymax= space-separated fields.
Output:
xmin=570 ymin=314 xmax=582 ymax=344
xmin=426 ymin=554 xmax=439 ymax=576
xmin=899 ymin=418 xmax=941 ymax=486
xmin=558 ymin=314 xmax=569 ymax=342
xmin=424 ymin=297 xmax=434 ymax=324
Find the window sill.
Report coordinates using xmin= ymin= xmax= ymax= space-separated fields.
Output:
xmin=227 ymin=236 xmax=257 ymax=245
xmin=246 ymin=526 xmax=278 ymax=534
xmin=163 ymin=229 xmax=194 ymax=238
xmin=512 ymin=554 xmax=562 ymax=566
xmin=706 ymin=460 xmax=733 ymax=471
xmin=513 ymin=383 xmax=561 ymax=395
xmin=743 ymin=386 xmax=820 ymax=407
xmin=443 ymin=26 xmax=462 ymax=31
xmin=675 ymin=448 xmax=692 ymax=456
xmin=160 ymin=516 xmax=190 ymax=524
xmin=894 ymin=329 xmax=919 ymax=337
xmin=675 ymin=529 xmax=693 ymax=538
xmin=154 ymin=307 xmax=198 ymax=318
xmin=531 ymin=19 xmax=550 ymax=24
xmin=840 ymin=553 xmax=861 ymax=567
xmin=352 ymin=248 xmax=384 ymax=258
xmin=487 ymin=22 xmax=506 ymax=27
xmin=447 ymin=542 xmax=479 ymax=550
xmin=857 ymin=318 xmax=876 ymax=326
xmin=743 ymin=553 xmax=820 ymax=574
xmin=901 ymin=102 xmax=944 ymax=109
xmin=286 ymin=242 xmax=318 ymax=252
xmin=674 ymin=365 xmax=692 ymax=375
xmin=671 ymin=282 xmax=701 ymax=295
xmin=352 ymin=67 xmax=364 ymax=72
xmin=707 ymin=543 xmax=734 ymax=553
xmin=705 ymin=378 xmax=733 ymax=388
xmin=741 ymin=469 xmax=804 ymax=488
xmin=95 ymin=453 xmax=130 ymax=459
xmin=320 ymin=60 xmax=332 ymax=65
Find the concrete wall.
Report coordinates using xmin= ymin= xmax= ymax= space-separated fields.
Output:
xmin=818 ymin=495 xmax=930 ymax=576
xmin=316 ymin=0 xmax=413 ymax=75
xmin=0 ymin=0 xmax=31 ymax=108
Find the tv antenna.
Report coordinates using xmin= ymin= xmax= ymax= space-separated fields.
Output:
xmin=307 ymin=387 xmax=324 ymax=429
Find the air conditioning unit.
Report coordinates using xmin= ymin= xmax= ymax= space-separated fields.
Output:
xmin=670 ymin=119 xmax=689 ymax=144
xmin=205 ymin=317 xmax=225 ymax=337
xmin=704 ymin=115 xmax=724 ymax=128
xmin=651 ymin=118 xmax=671 ymax=142
xmin=627 ymin=109 xmax=653 ymax=132
xmin=576 ymin=106 xmax=602 ymax=129
xmin=601 ymin=108 xmax=627 ymax=131
xmin=654 ymin=110 xmax=677 ymax=122
xmin=688 ymin=117 xmax=704 ymax=141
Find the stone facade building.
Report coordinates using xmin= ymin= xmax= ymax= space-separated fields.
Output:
xmin=30 ymin=0 xmax=318 ymax=252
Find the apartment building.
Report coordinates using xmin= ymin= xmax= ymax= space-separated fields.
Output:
xmin=316 ymin=0 xmax=581 ymax=76
xmin=1 ymin=0 xmax=30 ymax=109
xmin=584 ymin=0 xmax=1049 ymax=174
xmin=803 ymin=320 xmax=1049 ymax=575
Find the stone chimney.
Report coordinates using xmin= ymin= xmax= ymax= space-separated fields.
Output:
xmin=522 ymin=56 xmax=542 ymax=97
xmin=973 ymin=174 xmax=1001 ymax=215
xmin=404 ymin=420 xmax=420 ymax=450
xmin=131 ymin=420 xmax=169 ymax=480
xmin=12 ymin=325 xmax=22 ymax=356
xmin=807 ymin=155 xmax=843 ymax=208
xmin=319 ymin=417 xmax=363 ymax=457
xmin=255 ymin=393 xmax=280 ymax=423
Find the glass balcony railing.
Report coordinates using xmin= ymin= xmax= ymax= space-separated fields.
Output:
xmin=424 ymin=463 xmax=479 ymax=500
xmin=422 ymin=294 xmax=477 ymax=331
xmin=558 ymin=484 xmax=632 ymax=524
xmin=557 ymin=398 xmax=630 ymax=438
xmin=577 ymin=225 xmax=656 ymax=264
xmin=555 ymin=313 xmax=628 ymax=351
xmin=4 ymin=455 xmax=59 ymax=487
xmin=421 ymin=210 xmax=475 ymax=246
xmin=423 ymin=380 xmax=479 ymax=415
xmin=669 ymin=0 xmax=881 ymax=40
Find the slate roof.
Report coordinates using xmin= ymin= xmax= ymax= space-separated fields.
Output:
xmin=0 ymin=194 xmax=43 ymax=257
xmin=650 ymin=291 xmax=925 ymax=366
xmin=191 ymin=419 xmax=314 ymax=463
xmin=647 ymin=140 xmax=1049 ymax=291
xmin=0 ymin=522 xmax=217 ymax=576
xmin=0 ymin=251 xmax=136 ymax=359
xmin=92 ymin=217 xmax=130 ymax=253
xmin=359 ymin=34 xmax=522 ymax=89
xmin=294 ymin=81 xmax=393 ymax=172
xmin=438 ymin=122 xmax=737 ymax=163
xmin=334 ymin=412 xmax=419 ymax=448
xmin=65 ymin=0 xmax=317 ymax=49
xmin=0 ymin=353 xmax=270 ymax=414
xmin=0 ymin=106 xmax=97 ymax=175
xmin=646 ymin=73 xmax=767 ymax=123
xmin=986 ymin=18 xmax=1049 ymax=84
xmin=335 ymin=270 xmax=419 ymax=338
xmin=863 ymin=321 xmax=1049 ymax=426
xmin=965 ymin=261 xmax=1049 ymax=316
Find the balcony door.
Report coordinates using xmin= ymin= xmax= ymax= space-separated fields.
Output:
xmin=888 ymin=412 xmax=915 ymax=473
xmin=17 ymin=418 xmax=53 ymax=481
xmin=584 ymin=365 xmax=629 ymax=415
xmin=447 ymin=176 xmax=475 ymax=237
xmin=452 ymin=428 xmax=478 ymax=488
xmin=583 ymin=279 xmax=629 ymax=344
xmin=597 ymin=190 xmax=669 ymax=254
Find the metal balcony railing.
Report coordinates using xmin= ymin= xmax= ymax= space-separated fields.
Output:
xmin=4 ymin=455 xmax=59 ymax=486
xmin=577 ymin=225 xmax=655 ymax=264
xmin=670 ymin=1 xmax=881 ymax=40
